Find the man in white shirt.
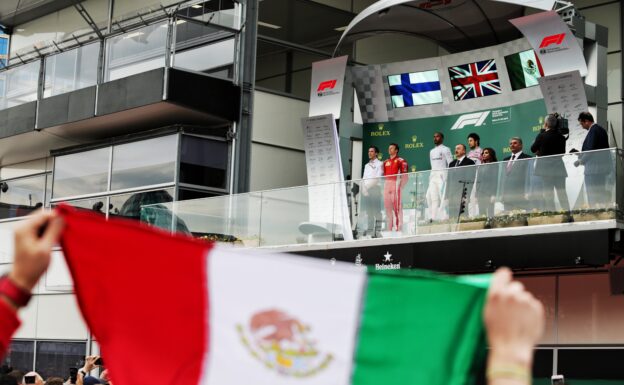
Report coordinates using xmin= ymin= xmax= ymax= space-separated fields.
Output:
xmin=359 ymin=145 xmax=384 ymax=237
xmin=426 ymin=132 xmax=453 ymax=221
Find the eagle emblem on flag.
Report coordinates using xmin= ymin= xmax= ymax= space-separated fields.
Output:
xmin=237 ymin=309 xmax=333 ymax=377
xmin=448 ymin=59 xmax=501 ymax=101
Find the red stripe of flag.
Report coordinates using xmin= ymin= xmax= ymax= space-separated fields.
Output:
xmin=57 ymin=205 xmax=212 ymax=385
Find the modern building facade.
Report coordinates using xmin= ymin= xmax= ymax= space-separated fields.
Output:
xmin=0 ymin=0 xmax=621 ymax=383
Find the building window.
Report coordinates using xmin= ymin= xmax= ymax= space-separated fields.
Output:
xmin=1 ymin=340 xmax=34 ymax=374
xmin=53 ymin=148 xmax=110 ymax=199
xmin=34 ymin=341 xmax=86 ymax=380
xmin=44 ymin=43 xmax=100 ymax=98
xmin=180 ymin=135 xmax=228 ymax=189
xmin=0 ymin=175 xmax=46 ymax=220
xmin=110 ymin=135 xmax=177 ymax=191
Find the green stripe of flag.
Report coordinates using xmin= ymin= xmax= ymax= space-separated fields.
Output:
xmin=353 ymin=269 xmax=490 ymax=385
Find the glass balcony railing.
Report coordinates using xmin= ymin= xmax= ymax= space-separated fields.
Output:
xmin=0 ymin=9 xmax=240 ymax=111
xmin=141 ymin=148 xmax=624 ymax=248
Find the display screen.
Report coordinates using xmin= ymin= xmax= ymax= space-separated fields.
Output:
xmin=388 ymin=70 xmax=442 ymax=108
xmin=504 ymin=49 xmax=544 ymax=91
xmin=448 ymin=59 xmax=501 ymax=101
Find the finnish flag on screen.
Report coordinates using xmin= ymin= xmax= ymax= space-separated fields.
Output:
xmin=388 ymin=70 xmax=442 ymax=108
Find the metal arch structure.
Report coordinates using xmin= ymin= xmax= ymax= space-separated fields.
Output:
xmin=333 ymin=0 xmax=576 ymax=57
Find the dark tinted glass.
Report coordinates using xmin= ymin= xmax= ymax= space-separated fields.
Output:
xmin=35 ymin=341 xmax=86 ymax=379
xmin=1 ymin=340 xmax=34 ymax=374
xmin=180 ymin=136 xmax=228 ymax=189
xmin=178 ymin=189 xmax=221 ymax=201
xmin=557 ymin=349 xmax=624 ymax=381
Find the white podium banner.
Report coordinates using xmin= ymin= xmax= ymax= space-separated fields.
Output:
xmin=538 ymin=70 xmax=588 ymax=152
xmin=511 ymin=11 xmax=587 ymax=77
xmin=309 ymin=56 xmax=348 ymax=118
xmin=302 ymin=115 xmax=353 ymax=240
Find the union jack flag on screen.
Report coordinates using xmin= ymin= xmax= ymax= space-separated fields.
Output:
xmin=448 ymin=59 xmax=501 ymax=101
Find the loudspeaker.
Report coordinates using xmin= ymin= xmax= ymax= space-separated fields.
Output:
xmin=609 ymin=265 xmax=624 ymax=295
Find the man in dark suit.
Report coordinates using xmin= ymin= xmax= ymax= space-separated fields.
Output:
xmin=446 ymin=144 xmax=476 ymax=220
xmin=531 ymin=114 xmax=569 ymax=213
xmin=576 ymin=111 xmax=611 ymax=207
xmin=502 ymin=137 xmax=532 ymax=212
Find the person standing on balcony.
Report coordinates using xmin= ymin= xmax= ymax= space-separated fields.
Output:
xmin=502 ymin=137 xmax=532 ymax=212
xmin=427 ymin=132 xmax=453 ymax=221
xmin=467 ymin=133 xmax=483 ymax=164
xmin=446 ymin=144 xmax=476 ymax=220
xmin=359 ymin=146 xmax=384 ymax=237
xmin=476 ymin=148 xmax=499 ymax=218
xmin=575 ymin=112 xmax=610 ymax=207
xmin=383 ymin=143 xmax=408 ymax=232
xmin=531 ymin=114 xmax=570 ymax=214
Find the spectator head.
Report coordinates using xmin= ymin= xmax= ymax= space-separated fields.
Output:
xmin=83 ymin=376 xmax=102 ymax=385
xmin=545 ymin=114 xmax=558 ymax=130
xmin=368 ymin=146 xmax=379 ymax=160
xmin=509 ymin=137 xmax=523 ymax=154
xmin=388 ymin=143 xmax=399 ymax=156
xmin=6 ymin=372 xmax=22 ymax=384
xmin=433 ymin=132 xmax=444 ymax=145
xmin=454 ymin=144 xmax=466 ymax=158
xmin=467 ymin=133 xmax=480 ymax=149
xmin=21 ymin=372 xmax=43 ymax=385
xmin=0 ymin=374 xmax=18 ymax=385
xmin=578 ymin=111 xmax=595 ymax=130
xmin=482 ymin=147 xmax=497 ymax=163
xmin=43 ymin=378 xmax=63 ymax=385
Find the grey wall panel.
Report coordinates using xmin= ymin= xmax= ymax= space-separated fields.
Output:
xmin=0 ymin=102 xmax=37 ymax=138
xmin=97 ymin=68 xmax=164 ymax=116
xmin=38 ymin=86 xmax=96 ymax=129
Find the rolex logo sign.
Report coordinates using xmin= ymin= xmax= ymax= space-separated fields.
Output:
xmin=404 ymin=135 xmax=424 ymax=149
xmin=371 ymin=123 xmax=390 ymax=137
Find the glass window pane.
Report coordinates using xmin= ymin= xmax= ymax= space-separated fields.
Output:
xmin=56 ymin=198 xmax=108 ymax=215
xmin=1 ymin=340 xmax=34 ymax=374
xmin=105 ymin=22 xmax=168 ymax=82
xmin=44 ymin=43 xmax=99 ymax=97
xmin=110 ymin=135 xmax=177 ymax=191
xmin=180 ymin=136 xmax=228 ymax=189
xmin=0 ymin=61 xmax=40 ymax=110
xmin=53 ymin=148 xmax=110 ymax=199
xmin=0 ymin=175 xmax=46 ymax=220
xmin=109 ymin=188 xmax=191 ymax=234
xmin=35 ymin=341 xmax=86 ymax=380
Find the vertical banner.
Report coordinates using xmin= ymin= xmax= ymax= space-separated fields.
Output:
xmin=538 ymin=70 xmax=589 ymax=151
xmin=309 ymin=56 xmax=348 ymax=118
xmin=510 ymin=11 xmax=588 ymax=77
xmin=302 ymin=115 xmax=353 ymax=241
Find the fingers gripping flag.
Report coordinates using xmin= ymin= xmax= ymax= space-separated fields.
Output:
xmin=58 ymin=205 xmax=491 ymax=385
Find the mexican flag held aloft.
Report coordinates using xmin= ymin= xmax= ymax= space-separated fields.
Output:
xmin=57 ymin=205 xmax=491 ymax=385
xmin=505 ymin=49 xmax=545 ymax=90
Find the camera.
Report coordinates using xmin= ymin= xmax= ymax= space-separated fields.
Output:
xmin=551 ymin=112 xmax=569 ymax=136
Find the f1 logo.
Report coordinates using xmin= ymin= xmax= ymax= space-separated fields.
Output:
xmin=539 ymin=33 xmax=565 ymax=48
xmin=317 ymin=79 xmax=337 ymax=92
xmin=451 ymin=111 xmax=490 ymax=130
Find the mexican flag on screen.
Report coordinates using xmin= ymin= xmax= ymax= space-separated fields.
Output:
xmin=505 ymin=49 xmax=545 ymax=90
xmin=57 ymin=205 xmax=490 ymax=385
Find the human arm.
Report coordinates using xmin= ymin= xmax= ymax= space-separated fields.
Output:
xmin=0 ymin=210 xmax=64 ymax=360
xmin=77 ymin=355 xmax=101 ymax=385
xmin=444 ymin=148 xmax=453 ymax=167
xmin=485 ymin=268 xmax=545 ymax=385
